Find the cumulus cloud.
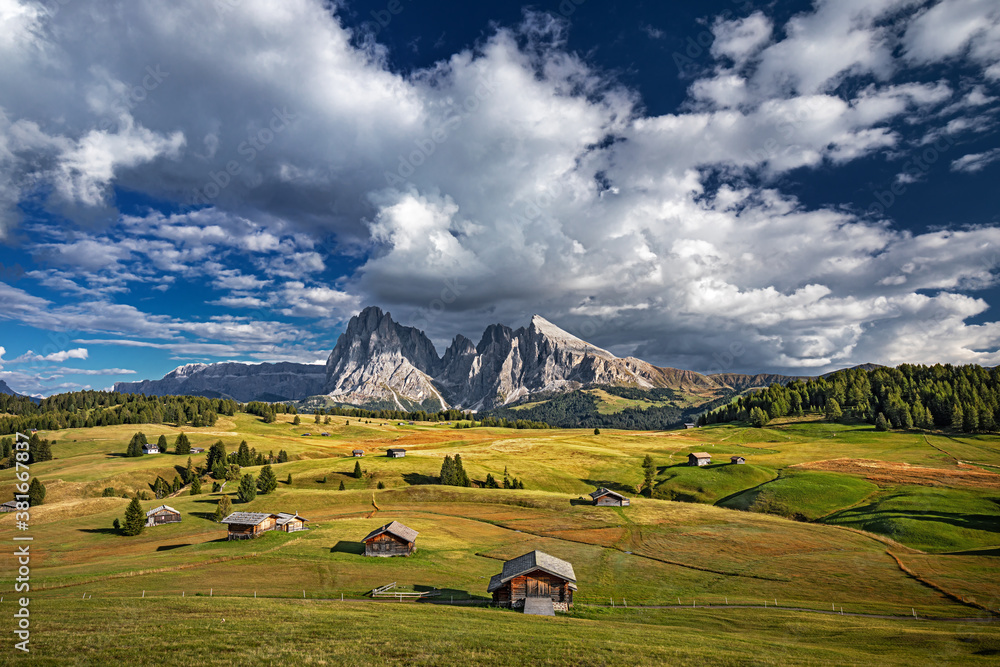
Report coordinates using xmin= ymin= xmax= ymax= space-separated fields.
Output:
xmin=951 ymin=147 xmax=1000 ymax=172
xmin=1 ymin=0 xmax=1000 ymax=378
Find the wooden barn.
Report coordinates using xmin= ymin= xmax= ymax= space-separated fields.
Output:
xmin=487 ymin=550 xmax=577 ymax=613
xmin=222 ymin=512 xmax=278 ymax=540
xmin=275 ymin=512 xmax=309 ymax=532
xmin=362 ymin=521 xmax=418 ymax=557
xmin=731 ymin=456 xmax=746 ymax=464
xmin=688 ymin=452 xmax=711 ymax=466
xmin=145 ymin=504 xmax=181 ymax=527
xmin=0 ymin=500 xmax=19 ymax=513
xmin=589 ymin=488 xmax=630 ymax=506
xmin=386 ymin=448 xmax=406 ymax=458
xmin=190 ymin=447 xmax=205 ymax=454
xmin=142 ymin=442 xmax=160 ymax=454
xmin=352 ymin=449 xmax=364 ymax=457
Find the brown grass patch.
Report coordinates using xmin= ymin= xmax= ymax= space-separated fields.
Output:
xmin=793 ymin=458 xmax=1000 ymax=489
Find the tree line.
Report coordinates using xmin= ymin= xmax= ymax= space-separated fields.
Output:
xmin=698 ymin=363 xmax=1000 ymax=432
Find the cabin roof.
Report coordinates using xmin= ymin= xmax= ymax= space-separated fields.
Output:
xmin=487 ymin=550 xmax=576 ymax=592
xmin=221 ymin=512 xmax=276 ymax=526
xmin=690 ymin=452 xmax=711 ymax=458
xmin=2 ymin=500 xmax=19 ymax=508
xmin=589 ymin=487 xmax=626 ymax=500
xmin=275 ymin=512 xmax=308 ymax=525
xmin=386 ymin=447 xmax=406 ymax=453
xmin=362 ymin=520 xmax=418 ymax=543
xmin=145 ymin=504 xmax=179 ymax=517
xmin=352 ymin=449 xmax=364 ymax=453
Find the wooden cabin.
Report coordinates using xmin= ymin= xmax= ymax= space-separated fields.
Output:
xmin=487 ymin=550 xmax=577 ymax=612
xmin=0 ymin=500 xmax=20 ymax=513
xmin=386 ymin=448 xmax=406 ymax=458
xmin=142 ymin=443 xmax=160 ymax=454
xmin=145 ymin=504 xmax=181 ymax=527
xmin=190 ymin=447 xmax=205 ymax=454
xmin=684 ymin=422 xmax=697 ymax=429
xmin=362 ymin=521 xmax=418 ymax=557
xmin=275 ymin=512 xmax=308 ymax=532
xmin=352 ymin=449 xmax=364 ymax=457
xmin=589 ymin=487 xmax=630 ymax=506
xmin=222 ymin=512 xmax=278 ymax=540
xmin=731 ymin=456 xmax=746 ymax=464
xmin=688 ymin=452 xmax=711 ymax=466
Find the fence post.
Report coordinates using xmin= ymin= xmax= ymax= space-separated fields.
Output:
xmin=210 ymin=588 xmax=213 ymax=597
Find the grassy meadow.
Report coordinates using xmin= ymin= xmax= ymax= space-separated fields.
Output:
xmin=2 ymin=413 xmax=999 ymax=664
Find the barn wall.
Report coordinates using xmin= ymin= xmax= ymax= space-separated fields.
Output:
xmin=364 ymin=533 xmax=413 ymax=556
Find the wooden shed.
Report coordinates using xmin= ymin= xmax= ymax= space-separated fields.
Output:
xmin=222 ymin=512 xmax=278 ymax=540
xmin=588 ymin=487 xmax=630 ymax=506
xmin=386 ymin=448 xmax=406 ymax=458
xmin=190 ymin=447 xmax=205 ymax=454
xmin=275 ymin=512 xmax=309 ymax=532
xmin=731 ymin=456 xmax=746 ymax=464
xmin=0 ymin=500 xmax=20 ymax=513
xmin=352 ymin=449 xmax=364 ymax=457
xmin=362 ymin=521 xmax=418 ymax=557
xmin=142 ymin=442 xmax=160 ymax=454
xmin=487 ymin=550 xmax=577 ymax=612
xmin=688 ymin=452 xmax=711 ymax=466
xmin=145 ymin=504 xmax=181 ymax=527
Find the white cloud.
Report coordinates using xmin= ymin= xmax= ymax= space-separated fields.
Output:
xmin=711 ymin=12 xmax=772 ymax=67
xmin=951 ymin=147 xmax=1000 ymax=172
xmin=9 ymin=347 xmax=89 ymax=363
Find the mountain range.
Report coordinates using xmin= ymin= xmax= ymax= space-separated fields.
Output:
xmin=114 ymin=306 xmax=810 ymax=417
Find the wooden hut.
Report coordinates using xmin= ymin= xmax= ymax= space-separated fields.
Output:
xmin=145 ymin=504 xmax=181 ymax=527
xmin=142 ymin=442 xmax=160 ymax=454
xmin=588 ymin=488 xmax=630 ymax=506
xmin=487 ymin=550 xmax=577 ymax=613
xmin=386 ymin=448 xmax=406 ymax=458
xmin=222 ymin=512 xmax=278 ymax=540
xmin=688 ymin=452 xmax=711 ymax=466
xmin=362 ymin=521 xmax=418 ymax=557
xmin=731 ymin=456 xmax=746 ymax=464
xmin=190 ymin=447 xmax=205 ymax=454
xmin=275 ymin=512 xmax=309 ymax=532
xmin=352 ymin=449 xmax=364 ymax=457
xmin=0 ymin=500 xmax=20 ymax=513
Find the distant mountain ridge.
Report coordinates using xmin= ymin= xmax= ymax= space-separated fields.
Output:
xmin=115 ymin=306 xmax=809 ymax=412
xmin=0 ymin=379 xmax=23 ymax=396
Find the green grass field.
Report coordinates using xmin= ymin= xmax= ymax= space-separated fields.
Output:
xmin=2 ymin=414 xmax=999 ymax=663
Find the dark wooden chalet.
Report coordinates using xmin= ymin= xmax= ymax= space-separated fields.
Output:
xmin=386 ymin=448 xmax=406 ymax=458
xmin=589 ymin=487 xmax=630 ymax=506
xmin=688 ymin=452 xmax=711 ymax=466
xmin=275 ymin=512 xmax=309 ymax=532
xmin=145 ymin=504 xmax=181 ymax=527
xmin=0 ymin=500 xmax=20 ymax=513
xmin=362 ymin=520 xmax=418 ymax=557
xmin=487 ymin=550 xmax=577 ymax=612
xmin=222 ymin=512 xmax=278 ymax=540
xmin=352 ymin=449 xmax=364 ymax=457
xmin=731 ymin=456 xmax=746 ymax=464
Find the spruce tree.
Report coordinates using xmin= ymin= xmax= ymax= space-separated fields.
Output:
xmin=594 ymin=427 xmax=600 ymax=435
xmin=293 ymin=415 xmax=301 ymax=426
xmin=257 ymin=465 xmax=278 ymax=494
xmin=354 ymin=460 xmax=363 ymax=479
xmin=453 ymin=454 xmax=470 ymax=487
xmin=207 ymin=440 xmax=227 ymax=470
xmin=27 ymin=477 xmax=46 ymax=506
xmin=642 ymin=454 xmax=656 ymax=494
xmin=875 ymin=413 xmax=889 ymax=431
xmin=237 ymin=474 xmax=257 ymax=503
xmin=126 ymin=432 xmax=145 ymax=457
xmin=122 ymin=497 xmax=145 ymax=536
xmin=824 ymin=399 xmax=843 ymax=422
xmin=440 ymin=455 xmax=454 ymax=485
xmin=237 ymin=440 xmax=252 ymax=467
xmin=338 ymin=480 xmax=346 ymax=491
xmin=214 ymin=495 xmax=232 ymax=522
xmin=190 ymin=476 xmax=202 ymax=495
xmin=749 ymin=406 xmax=770 ymax=428
xmin=157 ymin=434 xmax=168 ymax=454
xmin=951 ymin=403 xmax=964 ymax=431
xmin=278 ymin=450 xmax=289 ymax=463
xmin=175 ymin=432 xmax=191 ymax=455
xmin=286 ymin=473 xmax=292 ymax=485
xmin=184 ymin=457 xmax=194 ymax=483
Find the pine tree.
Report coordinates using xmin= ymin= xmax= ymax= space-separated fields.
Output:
xmin=354 ymin=460 xmax=363 ymax=479
xmin=293 ymin=415 xmax=301 ymax=426
xmin=485 ymin=473 xmax=499 ymax=488
xmin=875 ymin=413 xmax=889 ymax=431
xmin=440 ymin=455 xmax=454 ymax=485
xmin=286 ymin=473 xmax=292 ymax=485
xmin=126 ymin=432 xmax=146 ymax=457
xmin=157 ymin=434 xmax=168 ymax=454
xmin=214 ymin=495 xmax=232 ymax=522
xmin=171 ymin=475 xmax=182 ymax=493
xmin=257 ymin=465 xmax=278 ymax=494
xmin=642 ymin=454 xmax=656 ymax=494
xmin=190 ymin=476 xmax=202 ymax=495
xmin=113 ymin=518 xmax=120 ymax=532
xmin=237 ymin=474 xmax=257 ymax=503
xmin=175 ymin=432 xmax=191 ymax=455
xmin=183 ymin=457 xmax=194 ymax=483
xmin=339 ymin=480 xmax=346 ymax=490
xmin=824 ymin=399 xmax=843 ymax=422
xmin=207 ymin=440 xmax=226 ymax=469
xmin=594 ymin=427 xmax=600 ymax=435
xmin=749 ymin=406 xmax=770 ymax=428
xmin=453 ymin=454 xmax=471 ymax=487
xmin=277 ymin=450 xmax=289 ymax=463
xmin=27 ymin=477 xmax=46 ymax=506
xmin=950 ymin=403 xmax=964 ymax=431
xmin=122 ymin=497 xmax=145 ymax=536
xmin=237 ymin=440 xmax=252 ymax=467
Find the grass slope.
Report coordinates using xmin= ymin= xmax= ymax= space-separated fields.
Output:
xmin=718 ymin=471 xmax=879 ymax=521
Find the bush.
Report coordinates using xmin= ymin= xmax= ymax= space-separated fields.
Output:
xmin=377 ymin=481 xmax=385 ymax=489
xmin=101 ymin=487 xmax=116 ymax=497
xmin=594 ymin=428 xmax=600 ymax=435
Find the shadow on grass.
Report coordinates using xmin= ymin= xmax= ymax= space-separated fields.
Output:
xmin=944 ymin=547 xmax=1000 ymax=557
xmin=79 ymin=527 xmax=119 ymax=535
xmin=191 ymin=511 xmax=220 ymax=522
xmin=403 ymin=472 xmax=437 ymax=485
xmin=568 ymin=498 xmax=592 ymax=506
xmin=156 ymin=543 xmax=191 ymax=552
xmin=414 ymin=585 xmax=490 ymax=602
xmin=331 ymin=541 xmax=365 ymax=555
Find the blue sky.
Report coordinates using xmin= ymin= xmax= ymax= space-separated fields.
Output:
xmin=1 ymin=0 xmax=1000 ymax=396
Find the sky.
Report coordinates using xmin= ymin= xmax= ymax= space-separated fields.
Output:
xmin=1 ymin=0 xmax=1000 ymax=396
